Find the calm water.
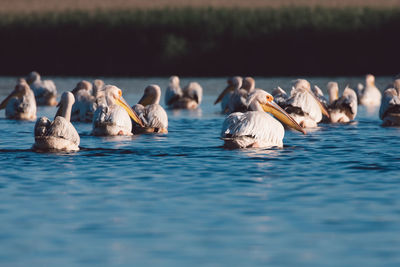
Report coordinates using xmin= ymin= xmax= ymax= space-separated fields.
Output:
xmin=0 ymin=76 xmax=399 ymax=266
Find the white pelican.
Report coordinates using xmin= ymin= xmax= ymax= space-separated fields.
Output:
xmin=312 ymin=85 xmax=329 ymax=109
xmin=33 ymin=92 xmax=80 ymax=151
xmin=214 ymin=77 xmax=236 ymax=113
xmin=221 ymin=89 xmax=306 ymax=148
xmin=326 ymin=82 xmax=358 ymax=123
xmin=92 ymin=85 xmax=143 ymax=136
xmin=379 ymin=79 xmax=400 ymax=126
xmin=0 ymin=78 xmax=36 ymax=120
xmin=357 ymin=74 xmax=381 ymax=107
xmin=284 ymin=79 xmax=330 ymax=128
xmin=132 ymin=84 xmax=168 ymax=134
xmin=71 ymin=80 xmax=97 ymax=122
xmin=26 ymin=71 xmax=57 ymax=106
xmin=165 ymin=76 xmax=203 ymax=109
xmin=215 ymin=76 xmax=256 ymax=114
xmin=271 ymin=86 xmax=289 ymax=108
xmin=92 ymin=79 xmax=105 ymax=99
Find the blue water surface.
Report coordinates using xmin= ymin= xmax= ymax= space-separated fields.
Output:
xmin=0 ymin=76 xmax=399 ymax=266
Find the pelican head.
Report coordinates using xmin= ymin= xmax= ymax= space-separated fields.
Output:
xmin=71 ymin=80 xmax=92 ymax=95
xmin=138 ymin=84 xmax=161 ymax=106
xmin=293 ymin=79 xmax=311 ymax=91
xmin=214 ymin=76 xmax=243 ymax=105
xmin=327 ymin=82 xmax=339 ymax=104
xmin=169 ymin=76 xmax=180 ymax=86
xmin=366 ymin=74 xmax=375 ymax=87
xmin=0 ymin=79 xmax=31 ymax=109
xmin=247 ymin=90 xmax=306 ymax=134
xmin=104 ymin=85 xmax=144 ymax=127
xmin=26 ymin=71 xmax=40 ymax=85
xmin=242 ymin=77 xmax=255 ymax=93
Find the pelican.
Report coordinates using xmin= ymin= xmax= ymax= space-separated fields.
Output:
xmin=214 ymin=77 xmax=236 ymax=113
xmin=357 ymin=74 xmax=381 ymax=107
xmin=0 ymin=78 xmax=36 ymax=120
xmin=92 ymin=79 xmax=105 ymax=99
xmin=284 ymin=79 xmax=330 ymax=128
xmin=312 ymin=85 xmax=329 ymax=109
xmin=71 ymin=80 xmax=97 ymax=122
xmin=326 ymin=82 xmax=358 ymax=123
xmin=221 ymin=89 xmax=306 ymax=148
xmin=33 ymin=92 xmax=80 ymax=151
xmin=92 ymin=85 xmax=143 ymax=136
xmin=165 ymin=76 xmax=202 ymax=109
xmin=215 ymin=76 xmax=256 ymax=114
xmin=132 ymin=84 xmax=168 ymax=134
xmin=271 ymin=86 xmax=289 ymax=108
xmin=379 ymin=79 xmax=400 ymax=126
xmin=26 ymin=71 xmax=57 ymax=106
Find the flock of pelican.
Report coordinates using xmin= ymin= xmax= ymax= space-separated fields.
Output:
xmin=0 ymin=71 xmax=398 ymax=151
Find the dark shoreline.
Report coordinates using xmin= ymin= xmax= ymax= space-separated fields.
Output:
xmin=0 ymin=7 xmax=399 ymax=77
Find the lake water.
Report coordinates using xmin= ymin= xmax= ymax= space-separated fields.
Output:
xmin=0 ymin=76 xmax=399 ymax=266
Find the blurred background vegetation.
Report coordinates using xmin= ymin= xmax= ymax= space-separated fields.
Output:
xmin=0 ymin=0 xmax=399 ymax=76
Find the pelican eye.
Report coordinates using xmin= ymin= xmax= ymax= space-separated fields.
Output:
xmin=118 ymin=89 xmax=122 ymax=98
xmin=266 ymin=95 xmax=274 ymax=102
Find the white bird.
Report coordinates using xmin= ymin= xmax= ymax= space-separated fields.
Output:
xmin=284 ymin=79 xmax=330 ymax=128
xmin=379 ymin=79 xmax=400 ymax=126
xmin=326 ymin=82 xmax=358 ymax=123
xmin=0 ymin=78 xmax=36 ymax=120
xmin=71 ymin=80 xmax=97 ymax=122
xmin=26 ymin=71 xmax=57 ymax=106
xmin=357 ymin=74 xmax=381 ymax=107
xmin=132 ymin=84 xmax=168 ymax=134
xmin=214 ymin=77 xmax=236 ymax=113
xmin=312 ymin=85 xmax=329 ymax=109
xmin=92 ymin=85 xmax=143 ymax=136
xmin=33 ymin=92 xmax=80 ymax=151
xmin=271 ymin=86 xmax=289 ymax=108
xmin=215 ymin=76 xmax=256 ymax=114
xmin=92 ymin=79 xmax=105 ymax=99
xmin=221 ymin=89 xmax=306 ymax=149
xmin=165 ymin=76 xmax=202 ymax=109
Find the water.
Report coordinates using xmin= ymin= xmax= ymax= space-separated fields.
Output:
xmin=0 ymin=76 xmax=399 ymax=266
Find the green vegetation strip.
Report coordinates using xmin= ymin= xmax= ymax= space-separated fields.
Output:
xmin=0 ymin=7 xmax=399 ymax=76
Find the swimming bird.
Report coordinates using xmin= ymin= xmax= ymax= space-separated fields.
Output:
xmin=92 ymin=79 xmax=105 ymax=99
xmin=33 ymin=92 xmax=80 ymax=151
xmin=92 ymin=85 xmax=143 ymax=136
xmin=0 ymin=78 xmax=36 ymax=120
xmin=357 ymin=74 xmax=381 ymax=107
xmin=165 ymin=76 xmax=203 ymax=109
xmin=132 ymin=84 xmax=168 ymax=134
xmin=326 ymin=82 xmax=358 ymax=123
xmin=26 ymin=71 xmax=57 ymax=106
xmin=271 ymin=86 xmax=289 ymax=108
xmin=284 ymin=79 xmax=330 ymax=128
xmin=215 ymin=76 xmax=256 ymax=114
xmin=71 ymin=80 xmax=97 ymax=122
xmin=214 ymin=77 xmax=236 ymax=113
xmin=221 ymin=89 xmax=306 ymax=149
xmin=379 ymin=79 xmax=400 ymax=126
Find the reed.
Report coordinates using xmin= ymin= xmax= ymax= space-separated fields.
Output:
xmin=0 ymin=7 xmax=399 ymax=76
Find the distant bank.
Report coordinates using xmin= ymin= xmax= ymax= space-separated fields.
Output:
xmin=0 ymin=7 xmax=399 ymax=77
